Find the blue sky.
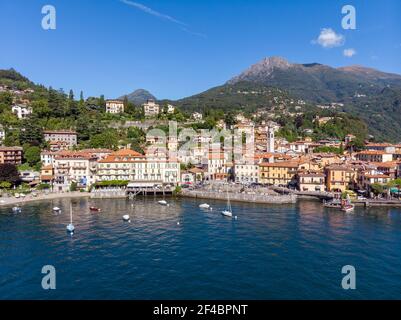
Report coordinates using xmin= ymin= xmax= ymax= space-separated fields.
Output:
xmin=1 ymin=0 xmax=400 ymax=100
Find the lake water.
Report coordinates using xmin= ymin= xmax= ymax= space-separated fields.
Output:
xmin=1 ymin=197 xmax=401 ymax=300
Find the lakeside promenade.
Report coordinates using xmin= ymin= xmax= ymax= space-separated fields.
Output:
xmin=0 ymin=191 xmax=90 ymax=207
xmin=1 ymin=188 xmax=400 ymax=208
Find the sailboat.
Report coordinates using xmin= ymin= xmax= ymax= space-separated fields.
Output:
xmin=221 ymin=188 xmax=233 ymax=217
xmin=66 ymin=203 xmax=75 ymax=233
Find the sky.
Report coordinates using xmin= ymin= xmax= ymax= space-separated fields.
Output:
xmin=0 ymin=0 xmax=400 ymax=100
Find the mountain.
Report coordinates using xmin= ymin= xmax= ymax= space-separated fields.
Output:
xmin=227 ymin=56 xmax=401 ymax=103
xmin=119 ymin=89 xmax=156 ymax=105
xmin=172 ymin=57 xmax=401 ymax=141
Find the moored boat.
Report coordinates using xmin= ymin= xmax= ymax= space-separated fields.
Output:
xmin=199 ymin=203 xmax=210 ymax=209
xmin=90 ymin=206 xmax=102 ymax=212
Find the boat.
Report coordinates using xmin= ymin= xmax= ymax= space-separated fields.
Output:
xmin=123 ymin=214 xmax=130 ymax=222
xmin=53 ymin=207 xmax=61 ymax=213
xmin=341 ymin=204 xmax=355 ymax=213
xmin=66 ymin=203 xmax=75 ymax=234
xmin=199 ymin=203 xmax=210 ymax=209
xmin=158 ymin=200 xmax=168 ymax=206
xmin=12 ymin=206 xmax=21 ymax=213
xmin=323 ymin=199 xmax=342 ymax=209
xmin=341 ymin=195 xmax=355 ymax=213
xmin=221 ymin=188 xmax=233 ymax=218
xmin=89 ymin=206 xmax=102 ymax=212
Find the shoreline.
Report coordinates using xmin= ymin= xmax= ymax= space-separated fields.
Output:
xmin=0 ymin=192 xmax=90 ymax=208
xmin=1 ymin=190 xmax=400 ymax=208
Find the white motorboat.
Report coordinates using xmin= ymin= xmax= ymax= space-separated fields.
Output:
xmin=123 ymin=214 xmax=130 ymax=222
xmin=199 ymin=203 xmax=210 ymax=209
xmin=53 ymin=207 xmax=61 ymax=213
xmin=12 ymin=206 xmax=21 ymax=213
xmin=158 ymin=200 xmax=168 ymax=206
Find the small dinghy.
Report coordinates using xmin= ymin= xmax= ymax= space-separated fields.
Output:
xmin=199 ymin=203 xmax=210 ymax=209
xmin=12 ymin=206 xmax=22 ymax=213
xmin=158 ymin=200 xmax=168 ymax=206
xmin=90 ymin=206 xmax=102 ymax=212
xmin=123 ymin=214 xmax=130 ymax=222
xmin=53 ymin=207 xmax=61 ymax=213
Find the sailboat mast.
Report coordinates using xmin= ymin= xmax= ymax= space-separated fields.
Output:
xmin=70 ymin=203 xmax=73 ymax=224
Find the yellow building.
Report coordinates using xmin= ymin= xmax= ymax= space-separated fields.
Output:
xmin=259 ymin=161 xmax=299 ymax=186
xmin=325 ymin=165 xmax=356 ymax=192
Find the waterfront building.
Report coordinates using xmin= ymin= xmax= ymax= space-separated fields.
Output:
xmin=258 ymin=161 xmax=299 ymax=186
xmin=297 ymin=171 xmax=326 ymax=192
xmin=97 ymin=149 xmax=180 ymax=185
xmin=325 ymin=165 xmax=356 ymax=193
xmin=53 ymin=151 xmax=98 ymax=191
xmin=44 ymin=130 xmax=77 ymax=149
xmin=207 ymin=151 xmax=227 ymax=180
xmin=0 ymin=146 xmax=23 ymax=165
xmin=11 ymin=104 xmax=32 ymax=119
xmin=106 ymin=100 xmax=124 ymax=114
xmin=359 ymin=170 xmax=392 ymax=193
xmin=234 ymin=160 xmax=260 ymax=184
xmin=40 ymin=165 xmax=54 ymax=184
xmin=181 ymin=171 xmax=196 ymax=185
xmin=143 ymin=99 xmax=160 ymax=117
xmin=20 ymin=170 xmax=40 ymax=183
xmin=370 ymin=162 xmax=399 ymax=179
xmin=356 ymin=150 xmax=393 ymax=163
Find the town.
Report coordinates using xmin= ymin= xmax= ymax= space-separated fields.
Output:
xmin=1 ymin=81 xmax=400 ymax=206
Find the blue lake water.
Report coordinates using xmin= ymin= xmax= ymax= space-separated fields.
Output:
xmin=1 ymin=197 xmax=401 ymax=300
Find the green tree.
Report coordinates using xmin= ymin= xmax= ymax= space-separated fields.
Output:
xmin=0 ymin=181 xmax=12 ymax=189
xmin=89 ymin=130 xmax=119 ymax=149
xmin=19 ymin=117 xmax=43 ymax=146
xmin=370 ymin=183 xmax=385 ymax=195
xmin=0 ymin=164 xmax=20 ymax=185
xmin=24 ymin=146 xmax=41 ymax=167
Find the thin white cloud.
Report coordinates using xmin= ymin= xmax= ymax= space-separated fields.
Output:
xmin=312 ymin=28 xmax=345 ymax=48
xmin=120 ymin=0 xmax=206 ymax=38
xmin=343 ymin=48 xmax=357 ymax=57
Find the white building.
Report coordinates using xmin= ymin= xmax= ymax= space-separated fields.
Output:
xmin=53 ymin=151 xmax=98 ymax=191
xmin=41 ymin=151 xmax=57 ymax=166
xmin=12 ymin=105 xmax=32 ymax=119
xmin=44 ymin=130 xmax=77 ymax=148
xmin=97 ymin=149 xmax=180 ymax=185
xmin=167 ymin=104 xmax=175 ymax=114
xmin=234 ymin=161 xmax=259 ymax=184
xmin=266 ymin=125 xmax=275 ymax=153
xmin=143 ymin=99 xmax=160 ymax=117
xmin=106 ymin=100 xmax=124 ymax=114
xmin=192 ymin=112 xmax=203 ymax=121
